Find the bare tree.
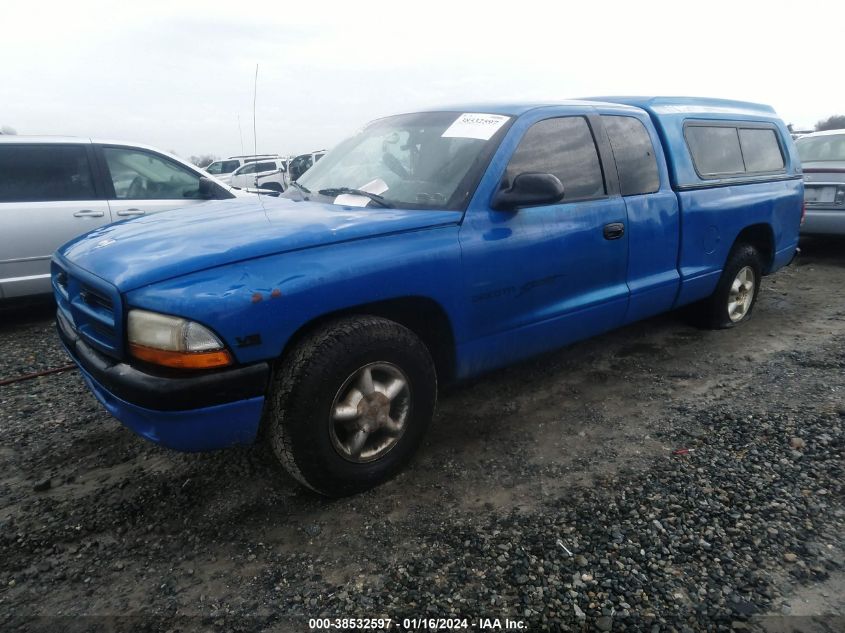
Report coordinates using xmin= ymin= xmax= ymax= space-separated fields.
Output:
xmin=190 ymin=154 xmax=218 ymax=168
xmin=815 ymin=115 xmax=845 ymax=132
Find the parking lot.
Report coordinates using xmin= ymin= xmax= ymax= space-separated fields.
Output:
xmin=1 ymin=238 xmax=843 ymax=632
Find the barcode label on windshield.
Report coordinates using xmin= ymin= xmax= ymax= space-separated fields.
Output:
xmin=441 ymin=113 xmax=510 ymax=141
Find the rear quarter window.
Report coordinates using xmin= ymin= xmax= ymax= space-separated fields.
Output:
xmin=602 ymin=115 xmax=660 ymax=196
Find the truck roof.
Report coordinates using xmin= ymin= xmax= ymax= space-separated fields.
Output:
xmin=422 ymin=97 xmax=778 ymax=118
xmin=420 ymin=100 xmax=642 ymax=117
xmin=586 ymin=96 xmax=777 ymax=118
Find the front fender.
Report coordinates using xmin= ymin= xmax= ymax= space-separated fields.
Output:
xmin=124 ymin=226 xmax=464 ymax=365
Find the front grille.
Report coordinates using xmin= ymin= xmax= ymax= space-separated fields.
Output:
xmin=52 ymin=259 xmax=123 ymax=359
xmin=81 ymin=288 xmax=113 ymax=312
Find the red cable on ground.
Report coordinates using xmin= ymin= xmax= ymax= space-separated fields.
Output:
xmin=0 ymin=364 xmax=76 ymax=387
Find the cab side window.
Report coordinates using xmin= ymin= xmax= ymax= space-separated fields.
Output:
xmin=103 ymin=148 xmax=202 ymax=200
xmin=0 ymin=145 xmax=96 ymax=202
xmin=505 ymin=117 xmax=605 ymax=201
xmin=602 ymin=115 xmax=660 ymax=196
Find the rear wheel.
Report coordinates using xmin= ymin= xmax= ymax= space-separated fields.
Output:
xmin=699 ymin=243 xmax=763 ymax=329
xmin=266 ymin=316 xmax=437 ymax=496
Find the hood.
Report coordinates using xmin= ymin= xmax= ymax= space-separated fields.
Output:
xmin=59 ymin=196 xmax=461 ymax=292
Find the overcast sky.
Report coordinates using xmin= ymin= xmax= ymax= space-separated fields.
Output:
xmin=3 ymin=0 xmax=843 ymax=159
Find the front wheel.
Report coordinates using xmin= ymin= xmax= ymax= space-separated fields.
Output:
xmin=699 ymin=243 xmax=763 ymax=329
xmin=266 ymin=316 xmax=437 ymax=496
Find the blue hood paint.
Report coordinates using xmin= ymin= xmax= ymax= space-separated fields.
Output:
xmin=59 ymin=196 xmax=461 ymax=291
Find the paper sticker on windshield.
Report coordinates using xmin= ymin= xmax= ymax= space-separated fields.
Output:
xmin=335 ymin=178 xmax=390 ymax=207
xmin=441 ymin=113 xmax=510 ymax=141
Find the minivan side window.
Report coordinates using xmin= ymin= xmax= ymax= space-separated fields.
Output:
xmin=602 ymin=115 xmax=660 ymax=196
xmin=685 ymin=124 xmax=785 ymax=178
xmin=0 ymin=145 xmax=97 ymax=203
xmin=505 ymin=117 xmax=605 ymax=201
xmin=103 ymin=147 xmax=203 ymax=200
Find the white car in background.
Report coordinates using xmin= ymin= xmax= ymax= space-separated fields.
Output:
xmin=288 ymin=150 xmax=326 ymax=183
xmin=228 ymin=157 xmax=288 ymax=192
xmin=204 ymin=154 xmax=283 ymax=185
xmin=0 ymin=137 xmax=242 ymax=301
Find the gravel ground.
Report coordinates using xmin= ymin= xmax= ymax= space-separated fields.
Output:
xmin=1 ymin=238 xmax=843 ymax=632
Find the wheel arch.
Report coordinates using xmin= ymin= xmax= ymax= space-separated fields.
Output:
xmin=732 ymin=223 xmax=775 ymax=273
xmin=278 ymin=296 xmax=458 ymax=384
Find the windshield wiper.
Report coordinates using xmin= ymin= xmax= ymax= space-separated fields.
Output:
xmin=318 ymin=187 xmax=392 ymax=208
xmin=289 ymin=181 xmax=310 ymax=194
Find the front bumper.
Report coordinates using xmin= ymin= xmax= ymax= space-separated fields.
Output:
xmin=58 ymin=315 xmax=269 ymax=452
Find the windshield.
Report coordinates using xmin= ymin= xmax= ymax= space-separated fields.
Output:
xmin=288 ymin=111 xmax=512 ymax=210
xmin=797 ymin=133 xmax=845 ymax=162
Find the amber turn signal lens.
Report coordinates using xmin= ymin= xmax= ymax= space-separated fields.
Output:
xmin=129 ymin=343 xmax=233 ymax=370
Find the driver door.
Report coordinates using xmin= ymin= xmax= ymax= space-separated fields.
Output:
xmin=458 ymin=113 xmax=630 ymax=373
xmin=96 ymin=145 xmax=208 ymax=219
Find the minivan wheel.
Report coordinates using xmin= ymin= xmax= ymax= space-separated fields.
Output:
xmin=700 ymin=243 xmax=763 ymax=329
xmin=266 ymin=316 xmax=437 ymax=496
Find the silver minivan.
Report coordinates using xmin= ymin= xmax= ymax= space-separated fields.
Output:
xmin=0 ymin=137 xmax=237 ymax=300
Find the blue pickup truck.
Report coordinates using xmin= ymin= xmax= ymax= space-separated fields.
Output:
xmin=53 ymin=97 xmax=803 ymax=495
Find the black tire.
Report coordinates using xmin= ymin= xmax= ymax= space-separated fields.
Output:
xmin=266 ymin=316 xmax=437 ymax=496
xmin=260 ymin=182 xmax=283 ymax=192
xmin=698 ymin=243 xmax=763 ymax=329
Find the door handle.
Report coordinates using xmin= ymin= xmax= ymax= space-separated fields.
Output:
xmin=117 ymin=208 xmax=145 ymax=216
xmin=603 ymin=222 xmax=625 ymax=240
xmin=73 ymin=209 xmax=105 ymax=218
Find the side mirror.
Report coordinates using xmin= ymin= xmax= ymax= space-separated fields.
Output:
xmin=492 ymin=172 xmax=565 ymax=211
xmin=198 ymin=176 xmax=221 ymax=199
